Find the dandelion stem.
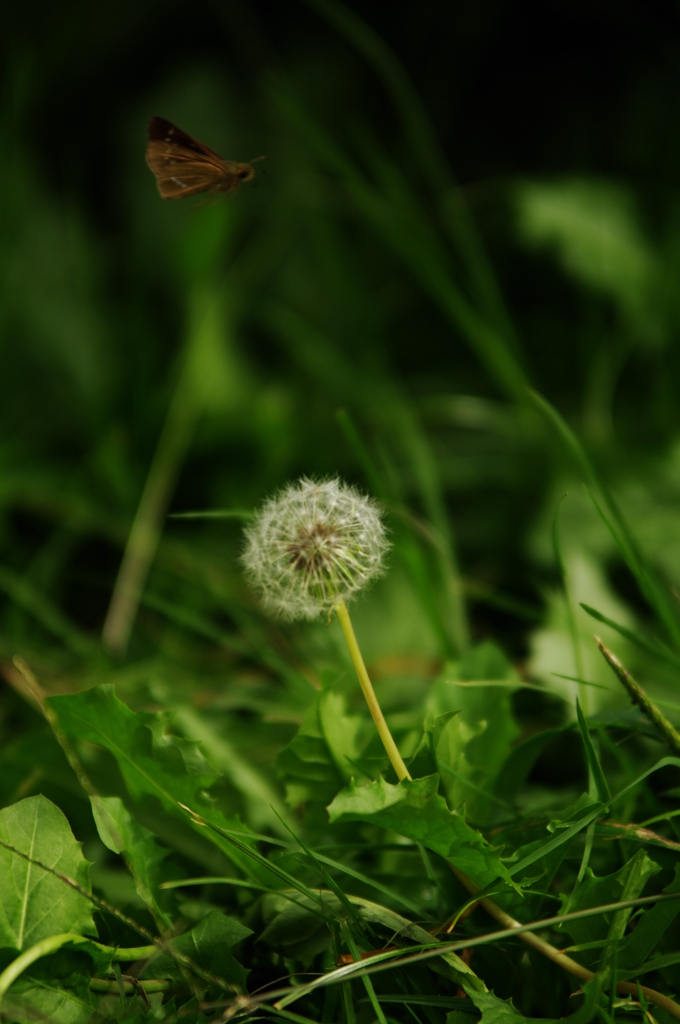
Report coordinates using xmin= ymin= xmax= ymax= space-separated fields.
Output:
xmin=333 ymin=598 xmax=411 ymax=781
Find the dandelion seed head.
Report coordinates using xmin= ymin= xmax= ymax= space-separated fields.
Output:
xmin=242 ymin=477 xmax=389 ymax=620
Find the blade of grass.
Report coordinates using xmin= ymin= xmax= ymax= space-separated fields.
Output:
xmin=527 ymin=388 xmax=680 ymax=648
xmin=462 ymin=578 xmax=542 ymax=621
xmin=580 ymin=602 xmax=680 ymax=670
xmin=586 ymin=486 xmax=680 ymax=650
xmin=102 ymin=352 xmax=198 ymax=655
xmin=510 ymin=755 xmax=680 ymax=878
xmin=619 ymin=951 xmax=680 ymax=980
xmin=267 ymin=82 xmax=528 ymax=400
xmin=570 ymin=695 xmax=611 ymax=911
xmin=455 ymin=678 xmax=608 ymax=701
xmin=182 ymin=823 xmax=428 ymax=917
xmin=265 ymin=1006 xmax=324 ymax=1024
xmin=341 ymin=921 xmax=389 ymax=1024
xmin=335 ymin=408 xmax=454 ymax=653
xmin=272 ymin=809 xmax=365 ymax=933
xmin=335 ymin=408 xmax=388 ymax=500
xmin=342 ymin=980 xmax=356 ymax=1024
xmin=553 ymin=494 xmax=586 ymax=708
xmin=178 ymin=804 xmax=327 ymax=913
xmin=167 ymin=508 xmax=254 ymax=520
xmin=552 ymin=673 xmax=611 ymax=691
xmin=0 ymin=561 xmax=99 ymax=658
xmin=576 ymin=698 xmax=611 ymax=803
xmin=303 ymin=0 xmax=516 ymax=344
xmin=390 ymin=400 xmax=469 ymax=654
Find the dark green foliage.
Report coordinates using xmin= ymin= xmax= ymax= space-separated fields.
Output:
xmin=2 ymin=1 xmax=680 ymax=1021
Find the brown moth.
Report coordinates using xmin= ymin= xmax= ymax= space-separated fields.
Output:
xmin=145 ymin=116 xmax=257 ymax=199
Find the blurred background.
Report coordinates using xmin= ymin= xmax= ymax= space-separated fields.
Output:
xmin=2 ymin=0 xmax=680 ymax=808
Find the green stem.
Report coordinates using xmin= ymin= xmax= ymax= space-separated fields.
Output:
xmin=333 ymin=598 xmax=411 ymax=781
xmin=0 ymin=934 xmax=79 ymax=1007
xmin=0 ymin=934 xmax=158 ymax=1007
xmin=89 ymin=977 xmax=169 ymax=994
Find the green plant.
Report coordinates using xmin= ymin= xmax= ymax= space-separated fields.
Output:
xmin=3 ymin=1 xmax=680 ymax=1022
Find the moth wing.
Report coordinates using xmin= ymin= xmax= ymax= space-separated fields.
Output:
xmin=145 ymin=141 xmax=227 ymax=199
xmin=145 ymin=118 xmax=254 ymax=199
xmin=147 ymin=116 xmax=225 ymax=162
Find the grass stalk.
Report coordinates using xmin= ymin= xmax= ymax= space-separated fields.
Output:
xmin=101 ymin=367 xmax=196 ymax=655
xmin=596 ymin=637 xmax=680 ymax=755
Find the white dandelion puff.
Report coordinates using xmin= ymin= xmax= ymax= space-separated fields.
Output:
xmin=242 ymin=477 xmax=389 ymax=621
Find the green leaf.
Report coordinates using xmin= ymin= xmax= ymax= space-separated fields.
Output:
xmin=468 ymin=969 xmax=604 ymax=1024
xmin=426 ymin=642 xmax=520 ymax=821
xmin=171 ymin=705 xmax=295 ymax=836
xmin=446 ymin=1012 xmax=481 ymax=1024
xmin=467 ymin=990 xmax=531 ymax=1024
xmin=90 ymin=795 xmax=176 ymax=928
xmin=575 ymin=699 xmax=611 ymax=803
xmin=517 ymin=179 xmax=656 ymax=322
xmin=140 ymin=909 xmax=251 ymax=990
xmin=559 ymin=850 xmax=661 ymax=969
xmin=510 ymin=756 xmax=680 ymax=880
xmin=3 ymin=949 xmax=98 ymax=1024
xmin=0 ymin=795 xmax=96 ymax=952
xmin=259 ymin=892 xmax=336 ymax=965
xmin=318 ymin=689 xmax=363 ymax=783
xmin=327 ymin=775 xmax=516 ymax=889
xmin=278 ymin=689 xmax=363 ymax=805
xmin=580 ymin=602 xmax=680 ymax=670
xmin=618 ymin=863 xmax=680 ymax=969
xmin=47 ymin=685 xmax=265 ymax=881
xmin=495 ymin=800 xmax=586 ymax=922
xmin=527 ymin=388 xmax=680 ymax=648
xmin=493 ymin=727 xmax=567 ymax=802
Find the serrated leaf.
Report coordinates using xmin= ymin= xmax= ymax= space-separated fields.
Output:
xmin=91 ymin=795 xmax=177 ymax=928
xmin=0 ymin=795 xmax=96 ymax=951
xmin=47 ymin=685 xmax=266 ymax=882
xmin=560 ymin=850 xmax=661 ymax=970
xmin=468 ymin=969 xmax=603 ymax=1024
xmin=327 ymin=775 xmax=515 ymax=889
xmin=467 ymin=989 xmax=529 ymax=1024
xmin=140 ymin=909 xmax=251 ymax=990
